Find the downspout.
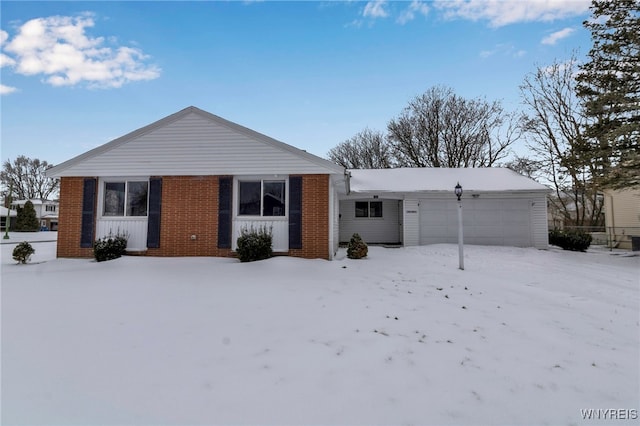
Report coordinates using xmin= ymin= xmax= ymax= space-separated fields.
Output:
xmin=609 ymin=193 xmax=617 ymax=250
xmin=345 ymin=170 xmax=351 ymax=195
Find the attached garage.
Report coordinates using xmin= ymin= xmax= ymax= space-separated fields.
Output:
xmin=342 ymin=168 xmax=550 ymax=249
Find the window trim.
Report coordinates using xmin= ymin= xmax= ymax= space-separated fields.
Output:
xmin=355 ymin=200 xmax=383 ymax=219
xmin=234 ymin=177 xmax=289 ymax=219
xmin=98 ymin=178 xmax=150 ymax=219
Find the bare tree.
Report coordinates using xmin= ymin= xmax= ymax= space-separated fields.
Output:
xmin=504 ymin=155 xmax=544 ymax=180
xmin=327 ymin=128 xmax=394 ymax=169
xmin=1 ymin=156 xmax=59 ymax=202
xmin=387 ymin=86 xmax=518 ymax=168
xmin=520 ymin=57 xmax=603 ymax=227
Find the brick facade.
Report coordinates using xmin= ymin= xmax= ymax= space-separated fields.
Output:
xmin=56 ymin=174 xmax=331 ymax=260
xmin=147 ymin=175 xmax=232 ymax=257
xmin=57 ymin=177 xmax=96 ymax=258
xmin=289 ymin=174 xmax=330 ymax=260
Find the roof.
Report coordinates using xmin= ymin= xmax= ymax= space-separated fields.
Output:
xmin=46 ymin=106 xmax=345 ymax=178
xmin=348 ymin=168 xmax=550 ymax=193
xmin=11 ymin=199 xmax=58 ymax=206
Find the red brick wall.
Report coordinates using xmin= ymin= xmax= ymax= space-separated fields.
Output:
xmin=147 ymin=176 xmax=232 ymax=257
xmin=57 ymin=177 xmax=95 ymax=258
xmin=289 ymin=174 xmax=330 ymax=260
xmin=56 ymin=174 xmax=330 ymax=260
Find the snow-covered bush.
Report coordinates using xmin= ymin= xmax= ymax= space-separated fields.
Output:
xmin=93 ymin=232 xmax=128 ymax=262
xmin=347 ymin=233 xmax=368 ymax=259
xmin=12 ymin=241 xmax=35 ymax=264
xmin=236 ymin=226 xmax=273 ymax=262
xmin=549 ymin=228 xmax=592 ymax=252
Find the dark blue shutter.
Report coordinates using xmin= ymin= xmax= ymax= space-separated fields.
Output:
xmin=80 ymin=178 xmax=97 ymax=248
xmin=146 ymin=178 xmax=162 ymax=248
xmin=218 ymin=177 xmax=233 ymax=249
xmin=289 ymin=176 xmax=302 ymax=249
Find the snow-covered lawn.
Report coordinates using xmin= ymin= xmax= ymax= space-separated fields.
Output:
xmin=2 ymin=233 xmax=638 ymax=425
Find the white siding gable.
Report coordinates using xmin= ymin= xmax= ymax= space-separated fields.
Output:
xmin=48 ymin=107 xmax=344 ymax=178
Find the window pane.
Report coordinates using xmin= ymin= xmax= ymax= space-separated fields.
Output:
xmin=104 ymin=182 xmax=125 ymax=216
xmin=355 ymin=201 xmax=369 ymax=218
xmin=239 ymin=181 xmax=261 ymax=215
xmin=263 ymin=181 xmax=285 ymax=216
xmin=127 ymin=181 xmax=148 ymax=216
xmin=370 ymin=201 xmax=383 ymax=218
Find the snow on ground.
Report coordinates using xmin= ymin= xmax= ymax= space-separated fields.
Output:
xmin=1 ymin=233 xmax=638 ymax=425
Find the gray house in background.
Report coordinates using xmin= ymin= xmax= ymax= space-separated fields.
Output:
xmin=339 ymin=168 xmax=550 ymax=249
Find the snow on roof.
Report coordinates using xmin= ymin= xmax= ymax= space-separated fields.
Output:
xmin=0 ymin=206 xmax=17 ymax=217
xmin=348 ymin=168 xmax=549 ymax=193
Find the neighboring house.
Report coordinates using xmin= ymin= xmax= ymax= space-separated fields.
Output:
xmin=46 ymin=106 xmax=550 ymax=260
xmin=0 ymin=206 xmax=17 ymax=230
xmin=46 ymin=106 xmax=348 ymax=260
xmin=341 ymin=168 xmax=550 ymax=249
xmin=603 ymin=188 xmax=640 ymax=250
xmin=10 ymin=199 xmax=59 ymax=230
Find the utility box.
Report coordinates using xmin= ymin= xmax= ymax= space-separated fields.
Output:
xmin=632 ymin=236 xmax=640 ymax=251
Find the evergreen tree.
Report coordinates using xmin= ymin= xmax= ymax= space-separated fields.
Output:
xmin=576 ymin=0 xmax=640 ymax=188
xmin=15 ymin=201 xmax=40 ymax=232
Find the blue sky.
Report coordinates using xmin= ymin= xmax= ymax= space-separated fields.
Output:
xmin=1 ymin=1 xmax=592 ymax=165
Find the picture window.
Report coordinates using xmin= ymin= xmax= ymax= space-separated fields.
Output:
xmin=238 ymin=180 xmax=286 ymax=217
xmin=103 ymin=181 xmax=148 ymax=217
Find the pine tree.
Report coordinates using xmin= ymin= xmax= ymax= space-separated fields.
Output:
xmin=576 ymin=0 xmax=640 ymax=189
xmin=15 ymin=200 xmax=40 ymax=231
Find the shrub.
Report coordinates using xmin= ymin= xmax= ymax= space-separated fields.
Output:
xmin=549 ymin=228 xmax=592 ymax=252
xmin=236 ymin=226 xmax=273 ymax=262
xmin=93 ymin=232 xmax=128 ymax=262
xmin=12 ymin=241 xmax=35 ymax=264
xmin=15 ymin=201 xmax=40 ymax=232
xmin=347 ymin=233 xmax=368 ymax=259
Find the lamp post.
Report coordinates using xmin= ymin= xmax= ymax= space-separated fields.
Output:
xmin=455 ymin=182 xmax=464 ymax=270
xmin=3 ymin=183 xmax=12 ymax=240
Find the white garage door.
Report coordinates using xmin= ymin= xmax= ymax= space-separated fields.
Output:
xmin=419 ymin=198 xmax=532 ymax=247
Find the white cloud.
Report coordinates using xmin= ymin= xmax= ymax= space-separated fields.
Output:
xmin=397 ymin=0 xmax=430 ymax=25
xmin=1 ymin=52 xmax=16 ymax=67
xmin=1 ymin=14 xmax=160 ymax=89
xmin=434 ymin=0 xmax=590 ymax=27
xmin=541 ymin=27 xmax=575 ymax=45
xmin=479 ymin=43 xmax=527 ymax=59
xmin=0 ymin=84 xmax=18 ymax=95
xmin=363 ymin=1 xmax=389 ymax=19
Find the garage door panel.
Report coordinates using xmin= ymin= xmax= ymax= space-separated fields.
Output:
xmin=419 ymin=198 xmax=532 ymax=247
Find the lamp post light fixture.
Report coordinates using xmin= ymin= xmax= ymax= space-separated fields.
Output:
xmin=455 ymin=182 xmax=464 ymax=270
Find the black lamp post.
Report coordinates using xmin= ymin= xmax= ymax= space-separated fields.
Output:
xmin=455 ymin=182 xmax=464 ymax=270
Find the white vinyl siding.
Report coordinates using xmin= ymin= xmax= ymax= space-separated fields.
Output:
xmin=49 ymin=111 xmax=344 ymax=177
xmin=530 ymin=197 xmax=549 ymax=249
xmin=403 ymin=199 xmax=420 ymax=246
xmin=339 ymin=199 xmax=400 ymax=244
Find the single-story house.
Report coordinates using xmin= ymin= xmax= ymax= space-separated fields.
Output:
xmin=603 ymin=188 xmax=640 ymax=250
xmin=46 ymin=106 xmax=348 ymax=260
xmin=46 ymin=106 xmax=550 ymax=260
xmin=340 ymin=168 xmax=550 ymax=249
xmin=10 ymin=199 xmax=59 ymax=230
